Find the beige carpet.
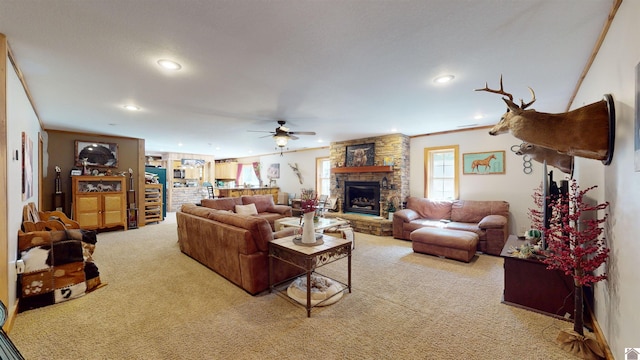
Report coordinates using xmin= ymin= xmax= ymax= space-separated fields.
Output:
xmin=9 ymin=213 xmax=579 ymax=359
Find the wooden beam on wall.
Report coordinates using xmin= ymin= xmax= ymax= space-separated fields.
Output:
xmin=137 ymin=139 xmax=145 ymax=227
xmin=566 ymin=0 xmax=622 ymax=111
xmin=0 ymin=33 xmax=10 ymax=324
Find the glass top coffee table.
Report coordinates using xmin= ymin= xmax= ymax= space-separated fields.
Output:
xmin=277 ymin=217 xmax=348 ymax=231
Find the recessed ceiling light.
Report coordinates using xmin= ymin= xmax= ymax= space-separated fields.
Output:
xmin=434 ymin=75 xmax=455 ymax=84
xmin=123 ymin=104 xmax=140 ymax=111
xmin=474 ymin=114 xmax=484 ymax=120
xmin=157 ymin=59 xmax=182 ymax=70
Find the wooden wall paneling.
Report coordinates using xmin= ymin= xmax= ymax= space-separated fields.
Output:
xmin=0 ymin=33 xmax=9 ymax=313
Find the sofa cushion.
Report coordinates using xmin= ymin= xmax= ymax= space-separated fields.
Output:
xmin=450 ymin=200 xmax=509 ymax=223
xmin=235 ymin=203 xmax=258 ymax=216
xmin=205 ymin=210 xmax=274 ymax=252
xmin=445 ymin=222 xmax=483 ymax=236
xmin=201 ymin=197 xmax=242 ymax=211
xmin=406 ymin=197 xmax=452 ymax=220
xmin=413 ymin=219 xmax=446 ymax=228
xmin=242 ymin=194 xmax=275 ymax=213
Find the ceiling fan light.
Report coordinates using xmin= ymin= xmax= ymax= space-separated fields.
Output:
xmin=274 ymin=135 xmax=288 ymax=147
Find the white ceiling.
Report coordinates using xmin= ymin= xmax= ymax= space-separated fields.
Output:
xmin=0 ymin=0 xmax=614 ymax=159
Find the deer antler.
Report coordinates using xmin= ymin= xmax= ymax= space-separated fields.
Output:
xmin=474 ymin=75 xmax=514 ymax=102
xmin=520 ymin=87 xmax=536 ymax=109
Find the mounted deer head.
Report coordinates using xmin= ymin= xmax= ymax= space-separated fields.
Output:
xmin=476 ymin=76 xmax=615 ymax=165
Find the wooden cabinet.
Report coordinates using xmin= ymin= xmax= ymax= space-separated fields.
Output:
xmin=215 ymin=162 xmax=237 ymax=179
xmin=144 ymin=184 xmax=163 ymax=224
xmin=72 ymin=176 xmax=127 ymax=230
xmin=500 ymin=236 xmax=574 ymax=319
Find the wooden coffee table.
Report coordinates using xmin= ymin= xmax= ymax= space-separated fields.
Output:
xmin=269 ymin=234 xmax=352 ymax=317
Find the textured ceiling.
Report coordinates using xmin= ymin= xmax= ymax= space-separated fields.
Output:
xmin=0 ymin=0 xmax=614 ymax=159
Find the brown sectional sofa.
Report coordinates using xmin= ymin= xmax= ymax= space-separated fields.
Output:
xmin=393 ymin=197 xmax=510 ymax=256
xmin=200 ymin=194 xmax=292 ymax=230
xmin=177 ymin=203 xmax=302 ymax=295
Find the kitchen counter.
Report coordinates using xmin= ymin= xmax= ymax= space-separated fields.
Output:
xmin=217 ymin=187 xmax=279 ymax=203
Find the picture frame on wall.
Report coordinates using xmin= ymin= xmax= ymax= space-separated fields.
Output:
xmin=267 ymin=163 xmax=280 ymax=179
xmin=462 ymin=150 xmax=505 ymax=174
xmin=345 ymin=143 xmax=375 ymax=167
xmin=635 ymin=61 xmax=640 ymax=171
xmin=75 ymin=140 xmax=118 ymax=168
xmin=22 ymin=132 xmax=33 ymax=201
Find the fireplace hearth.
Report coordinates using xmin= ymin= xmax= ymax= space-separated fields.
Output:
xmin=344 ymin=181 xmax=380 ymax=216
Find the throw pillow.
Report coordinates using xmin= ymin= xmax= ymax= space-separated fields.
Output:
xmin=235 ymin=203 xmax=258 ymax=216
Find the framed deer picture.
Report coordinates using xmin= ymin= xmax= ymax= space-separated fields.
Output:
xmin=463 ymin=151 xmax=505 ymax=174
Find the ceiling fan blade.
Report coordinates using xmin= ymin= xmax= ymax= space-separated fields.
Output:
xmin=289 ymin=131 xmax=316 ymax=135
xmin=289 ymin=134 xmax=299 ymax=140
xmin=259 ymin=134 xmax=274 ymax=138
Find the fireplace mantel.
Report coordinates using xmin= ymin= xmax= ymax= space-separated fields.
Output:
xmin=331 ymin=165 xmax=393 ymax=174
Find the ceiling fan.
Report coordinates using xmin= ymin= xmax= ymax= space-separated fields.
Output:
xmin=249 ymin=120 xmax=316 ymax=155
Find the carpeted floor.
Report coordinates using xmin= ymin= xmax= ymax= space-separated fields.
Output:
xmin=9 ymin=213 xmax=579 ymax=359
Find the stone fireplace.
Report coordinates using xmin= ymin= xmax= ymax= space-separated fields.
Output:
xmin=325 ymin=134 xmax=409 ymax=236
xmin=344 ymin=181 xmax=380 ymax=215
xmin=329 ymin=133 xmax=410 ymax=218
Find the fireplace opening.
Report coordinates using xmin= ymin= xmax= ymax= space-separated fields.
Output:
xmin=344 ymin=181 xmax=380 ymax=216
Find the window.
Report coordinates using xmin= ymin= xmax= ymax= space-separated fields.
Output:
xmin=239 ymin=164 xmax=259 ymax=187
xmin=424 ymin=145 xmax=459 ymax=200
xmin=316 ymin=157 xmax=331 ymax=196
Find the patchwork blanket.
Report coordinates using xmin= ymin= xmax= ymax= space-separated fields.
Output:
xmin=17 ymin=229 xmax=102 ymax=312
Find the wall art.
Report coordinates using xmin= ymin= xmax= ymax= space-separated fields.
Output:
xmin=345 ymin=143 xmax=375 ymax=167
xmin=267 ymin=163 xmax=280 ymax=179
xmin=635 ymin=61 xmax=640 ymax=171
xmin=462 ymin=150 xmax=505 ymax=174
xmin=75 ymin=140 xmax=118 ymax=168
xmin=22 ymin=132 xmax=33 ymax=200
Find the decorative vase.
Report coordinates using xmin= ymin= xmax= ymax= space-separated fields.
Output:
xmin=301 ymin=212 xmax=316 ymax=244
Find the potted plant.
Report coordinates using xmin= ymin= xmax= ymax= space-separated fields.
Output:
xmin=530 ymin=179 xmax=609 ymax=359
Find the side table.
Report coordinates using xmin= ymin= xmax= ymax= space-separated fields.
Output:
xmin=269 ymin=234 xmax=351 ymax=317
